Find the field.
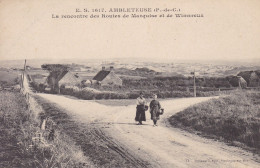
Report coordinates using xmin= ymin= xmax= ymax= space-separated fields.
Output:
xmin=0 ymin=70 xmax=19 ymax=87
xmin=169 ymin=90 xmax=260 ymax=153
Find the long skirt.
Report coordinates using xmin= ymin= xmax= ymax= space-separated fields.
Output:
xmin=150 ymin=106 xmax=160 ymax=121
xmin=135 ymin=106 xmax=146 ymax=122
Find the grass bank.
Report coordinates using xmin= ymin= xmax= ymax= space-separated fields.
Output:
xmin=169 ymin=90 xmax=260 ymax=153
xmin=0 ymin=91 xmax=36 ymax=167
xmin=0 ymin=90 xmax=93 ymax=167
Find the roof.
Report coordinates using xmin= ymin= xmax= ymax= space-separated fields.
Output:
xmin=57 ymin=70 xmax=69 ymax=81
xmin=93 ymin=70 xmax=111 ymax=81
xmin=59 ymin=71 xmax=81 ymax=86
xmin=237 ymin=70 xmax=260 ymax=83
xmin=237 ymin=71 xmax=253 ymax=83
xmin=48 ymin=70 xmax=69 ymax=81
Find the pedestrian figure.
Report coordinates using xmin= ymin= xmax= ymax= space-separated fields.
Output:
xmin=135 ymin=92 xmax=147 ymax=125
xmin=150 ymin=94 xmax=162 ymax=126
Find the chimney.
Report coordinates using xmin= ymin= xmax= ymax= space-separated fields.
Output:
xmin=110 ymin=66 xmax=114 ymax=71
xmin=102 ymin=66 xmax=105 ymax=71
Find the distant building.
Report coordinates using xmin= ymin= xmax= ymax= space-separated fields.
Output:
xmin=33 ymin=77 xmax=47 ymax=85
xmin=58 ymin=71 xmax=82 ymax=87
xmin=26 ymin=66 xmax=31 ymax=70
xmin=30 ymin=73 xmax=48 ymax=85
xmin=92 ymin=66 xmax=122 ymax=86
xmin=46 ymin=70 xmax=82 ymax=93
xmin=227 ymin=75 xmax=247 ymax=88
xmin=237 ymin=76 xmax=247 ymax=88
xmin=81 ymin=79 xmax=92 ymax=86
xmin=237 ymin=70 xmax=260 ymax=87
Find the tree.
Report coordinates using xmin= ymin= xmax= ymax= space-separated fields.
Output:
xmin=41 ymin=64 xmax=69 ymax=93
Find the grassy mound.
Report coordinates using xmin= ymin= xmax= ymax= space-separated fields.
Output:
xmin=169 ymin=91 xmax=260 ymax=152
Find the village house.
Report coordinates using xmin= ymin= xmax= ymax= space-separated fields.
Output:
xmin=46 ymin=70 xmax=82 ymax=93
xmin=58 ymin=71 xmax=82 ymax=87
xmin=92 ymin=66 xmax=122 ymax=86
xmin=237 ymin=70 xmax=260 ymax=87
xmin=33 ymin=77 xmax=48 ymax=85
xmin=227 ymin=75 xmax=247 ymax=88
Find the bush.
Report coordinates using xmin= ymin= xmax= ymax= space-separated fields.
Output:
xmin=30 ymin=82 xmax=47 ymax=92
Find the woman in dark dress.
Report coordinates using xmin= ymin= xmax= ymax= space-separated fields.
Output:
xmin=149 ymin=94 xmax=162 ymax=126
xmin=135 ymin=92 xmax=147 ymax=125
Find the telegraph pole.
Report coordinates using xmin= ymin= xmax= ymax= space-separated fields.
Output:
xmin=21 ymin=59 xmax=27 ymax=89
xmin=24 ymin=59 xmax=27 ymax=71
xmin=191 ymin=70 xmax=196 ymax=97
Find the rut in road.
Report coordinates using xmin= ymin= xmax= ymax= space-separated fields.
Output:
xmin=91 ymin=128 xmax=149 ymax=168
xmin=35 ymin=95 xmax=150 ymax=168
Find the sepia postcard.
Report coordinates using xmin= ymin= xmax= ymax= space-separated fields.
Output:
xmin=0 ymin=0 xmax=259 ymax=167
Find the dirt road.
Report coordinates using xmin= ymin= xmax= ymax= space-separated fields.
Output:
xmin=37 ymin=93 xmax=259 ymax=168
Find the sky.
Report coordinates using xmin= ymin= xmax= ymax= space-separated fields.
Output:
xmin=0 ymin=0 xmax=260 ymax=63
